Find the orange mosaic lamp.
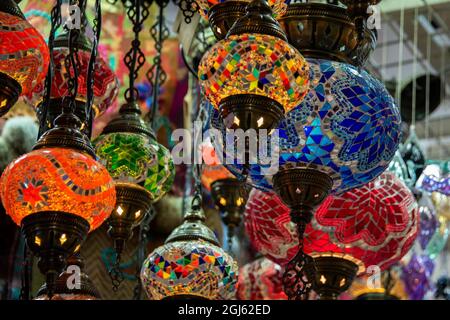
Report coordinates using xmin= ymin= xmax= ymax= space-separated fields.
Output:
xmin=0 ymin=110 xmax=116 ymax=296
xmin=0 ymin=0 xmax=49 ymax=117
xmin=198 ymin=0 xmax=309 ymax=134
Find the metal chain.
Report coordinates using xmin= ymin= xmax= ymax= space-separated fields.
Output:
xmin=39 ymin=0 xmax=63 ymax=138
xmin=86 ymin=0 xmax=103 ymax=138
xmin=109 ymin=254 xmax=125 ymax=292
xmin=63 ymin=0 xmax=84 ymax=115
xmin=147 ymin=0 xmax=170 ymax=128
xmin=174 ymin=0 xmax=199 ymax=24
xmin=122 ymin=0 xmax=151 ymax=103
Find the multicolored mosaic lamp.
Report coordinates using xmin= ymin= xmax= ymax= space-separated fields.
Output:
xmin=199 ymin=0 xmax=309 ymax=135
xmin=140 ymin=201 xmax=238 ymax=300
xmin=25 ymin=28 xmax=119 ymax=137
xmin=401 ymin=253 xmax=435 ymax=300
xmin=211 ymin=58 xmax=401 ymax=239
xmin=196 ymin=0 xmax=290 ymax=40
xmin=237 ymin=257 xmax=287 ymax=300
xmin=0 ymin=0 xmax=49 ymax=117
xmin=244 ymin=172 xmax=418 ymax=299
xmin=0 ymin=110 xmax=116 ymax=296
xmin=416 ymin=162 xmax=450 ymax=196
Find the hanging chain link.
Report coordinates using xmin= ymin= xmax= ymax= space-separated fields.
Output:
xmin=282 ymin=222 xmax=316 ymax=300
xmin=132 ymin=206 xmax=154 ymax=300
xmin=147 ymin=0 xmax=170 ymax=127
xmin=174 ymin=0 xmax=199 ymax=24
xmin=86 ymin=0 xmax=103 ymax=138
xmin=122 ymin=0 xmax=151 ymax=103
xmin=109 ymin=254 xmax=125 ymax=292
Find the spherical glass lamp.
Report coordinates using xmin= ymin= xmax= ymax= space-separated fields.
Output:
xmin=196 ymin=0 xmax=290 ymax=40
xmin=237 ymin=257 xmax=287 ymax=300
xmin=245 ymin=172 xmax=418 ymax=299
xmin=94 ymin=102 xmax=175 ymax=264
xmin=0 ymin=0 xmax=49 ymax=117
xmin=141 ymin=207 xmax=238 ymax=300
xmin=0 ymin=111 xmax=116 ymax=296
xmin=211 ymin=58 xmax=401 ymax=231
xmin=199 ymin=0 xmax=309 ymax=134
xmin=25 ymin=31 xmax=119 ymax=136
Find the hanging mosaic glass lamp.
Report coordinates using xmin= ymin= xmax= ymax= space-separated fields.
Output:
xmin=211 ymin=57 xmax=401 ymax=225
xmin=140 ymin=197 xmax=238 ymax=300
xmin=0 ymin=0 xmax=49 ymax=117
xmin=201 ymin=140 xmax=248 ymax=250
xmin=196 ymin=0 xmax=290 ymax=40
xmin=0 ymin=109 xmax=116 ymax=296
xmin=25 ymin=1 xmax=118 ymax=137
xmin=401 ymin=125 xmax=426 ymax=187
xmin=401 ymin=253 xmax=435 ymax=300
xmin=237 ymin=257 xmax=287 ymax=300
xmin=244 ymin=172 xmax=418 ymax=299
xmin=94 ymin=0 xmax=175 ymax=290
xmin=199 ymin=0 xmax=309 ymax=135
xmin=416 ymin=162 xmax=450 ymax=196
xmin=0 ymin=1 xmax=116 ymax=297
xmin=35 ymin=254 xmax=101 ymax=300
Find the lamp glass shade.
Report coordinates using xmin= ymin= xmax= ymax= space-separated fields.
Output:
xmin=211 ymin=59 xmax=401 ymax=194
xmin=0 ymin=10 xmax=49 ymax=112
xmin=140 ymin=240 xmax=238 ymax=300
xmin=199 ymin=33 xmax=309 ymax=114
xmin=244 ymin=172 xmax=418 ymax=271
xmin=94 ymin=132 xmax=175 ymax=202
xmin=0 ymin=148 xmax=116 ymax=231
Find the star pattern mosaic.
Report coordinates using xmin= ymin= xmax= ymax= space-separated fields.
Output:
xmin=94 ymin=132 xmax=175 ymax=202
xmin=210 ymin=59 xmax=401 ymax=194
xmin=244 ymin=172 xmax=418 ymax=271
xmin=140 ymin=240 xmax=238 ymax=300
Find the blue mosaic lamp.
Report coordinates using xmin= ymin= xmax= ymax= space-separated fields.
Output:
xmin=211 ymin=58 xmax=401 ymax=221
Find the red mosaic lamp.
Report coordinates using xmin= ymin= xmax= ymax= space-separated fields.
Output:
xmin=245 ymin=172 xmax=419 ymax=299
xmin=0 ymin=0 xmax=49 ymax=117
xmin=237 ymin=257 xmax=287 ymax=300
xmin=25 ymin=4 xmax=118 ymax=137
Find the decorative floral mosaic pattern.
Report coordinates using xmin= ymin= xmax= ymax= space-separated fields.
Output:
xmin=237 ymin=257 xmax=287 ymax=300
xmin=211 ymin=59 xmax=401 ymax=194
xmin=244 ymin=172 xmax=418 ymax=271
xmin=140 ymin=240 xmax=238 ymax=300
xmin=25 ymin=48 xmax=118 ymax=117
xmin=196 ymin=0 xmax=289 ymax=19
xmin=199 ymin=33 xmax=309 ymax=113
xmin=94 ymin=132 xmax=174 ymax=202
xmin=0 ymin=12 xmax=49 ymax=95
xmin=0 ymin=148 xmax=116 ymax=230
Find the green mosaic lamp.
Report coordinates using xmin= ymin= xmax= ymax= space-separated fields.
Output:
xmin=94 ymin=101 xmax=175 ymax=263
